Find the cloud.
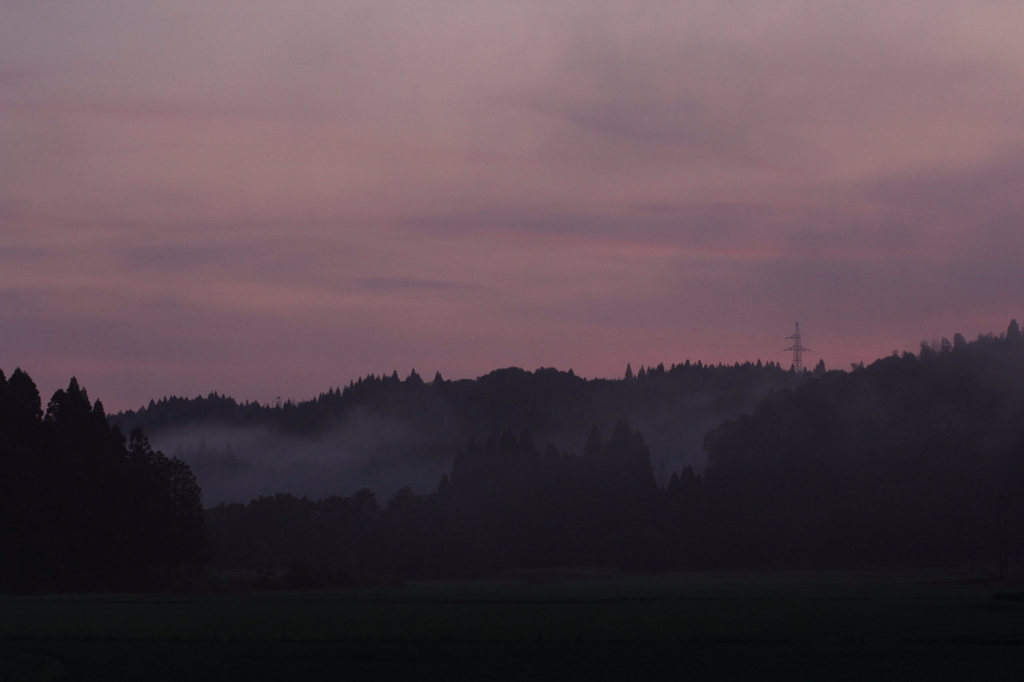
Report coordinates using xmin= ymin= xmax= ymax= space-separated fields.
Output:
xmin=2 ymin=2 xmax=1024 ymax=409
xmin=0 ymin=65 xmax=35 ymax=88
xmin=353 ymin=277 xmax=484 ymax=293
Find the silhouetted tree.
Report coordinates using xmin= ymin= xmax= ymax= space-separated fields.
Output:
xmin=0 ymin=371 xmax=207 ymax=591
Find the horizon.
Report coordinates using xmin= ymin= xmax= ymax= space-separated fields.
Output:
xmin=3 ymin=2 xmax=1024 ymax=411
xmin=10 ymin=318 xmax=1017 ymax=415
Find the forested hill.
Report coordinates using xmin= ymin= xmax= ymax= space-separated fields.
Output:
xmin=6 ymin=323 xmax=1024 ymax=590
xmin=112 ymin=361 xmax=799 ymax=436
xmin=110 ymin=360 xmax=803 ymax=503
xmin=701 ymin=321 xmax=1024 ymax=567
xmin=208 ymin=321 xmax=1024 ymax=576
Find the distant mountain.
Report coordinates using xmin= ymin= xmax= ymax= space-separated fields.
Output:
xmin=110 ymin=361 xmax=802 ymax=504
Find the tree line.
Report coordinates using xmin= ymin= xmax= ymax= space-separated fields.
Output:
xmin=113 ymin=360 xmax=799 ymax=438
xmin=112 ymin=359 xmax=803 ymax=503
xmin=207 ymin=322 xmax=1024 ymax=580
xmin=0 ymin=370 xmax=206 ymax=591
xmin=6 ymin=321 xmax=1024 ymax=590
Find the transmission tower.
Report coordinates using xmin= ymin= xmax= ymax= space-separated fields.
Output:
xmin=784 ymin=322 xmax=810 ymax=373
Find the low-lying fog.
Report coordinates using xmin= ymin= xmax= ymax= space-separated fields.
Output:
xmin=150 ymin=412 xmax=458 ymax=506
xmin=127 ymin=366 xmax=790 ymax=507
xmin=149 ymin=413 xmax=711 ymax=507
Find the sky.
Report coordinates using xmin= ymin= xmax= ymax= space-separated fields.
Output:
xmin=2 ymin=1 xmax=1024 ymax=411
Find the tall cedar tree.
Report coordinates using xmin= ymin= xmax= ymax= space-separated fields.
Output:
xmin=0 ymin=370 xmax=206 ymax=591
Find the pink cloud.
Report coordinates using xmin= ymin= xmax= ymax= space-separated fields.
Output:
xmin=2 ymin=2 xmax=1024 ymax=408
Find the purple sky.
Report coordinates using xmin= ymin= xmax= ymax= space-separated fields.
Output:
xmin=3 ymin=2 xmax=1024 ymax=411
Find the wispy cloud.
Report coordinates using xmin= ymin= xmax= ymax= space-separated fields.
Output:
xmin=2 ymin=2 xmax=1023 ymax=408
xmin=353 ymin=277 xmax=485 ymax=293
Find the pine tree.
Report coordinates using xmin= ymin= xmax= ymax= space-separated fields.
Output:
xmin=1007 ymin=319 xmax=1021 ymax=344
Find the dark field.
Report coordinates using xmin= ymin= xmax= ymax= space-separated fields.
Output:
xmin=3 ymin=571 xmax=1024 ymax=681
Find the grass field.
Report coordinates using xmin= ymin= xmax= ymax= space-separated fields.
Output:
xmin=2 ymin=571 xmax=1023 ymax=680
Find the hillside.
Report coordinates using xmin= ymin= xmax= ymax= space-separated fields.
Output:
xmin=111 ymin=361 xmax=801 ymax=503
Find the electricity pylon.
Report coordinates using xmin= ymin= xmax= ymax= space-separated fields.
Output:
xmin=784 ymin=322 xmax=810 ymax=373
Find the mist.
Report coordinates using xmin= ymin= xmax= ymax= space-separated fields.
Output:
xmin=151 ymin=410 xmax=459 ymax=505
xmin=116 ymin=363 xmax=800 ymax=505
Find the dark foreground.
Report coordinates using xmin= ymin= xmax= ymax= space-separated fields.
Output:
xmin=3 ymin=571 xmax=1024 ymax=681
